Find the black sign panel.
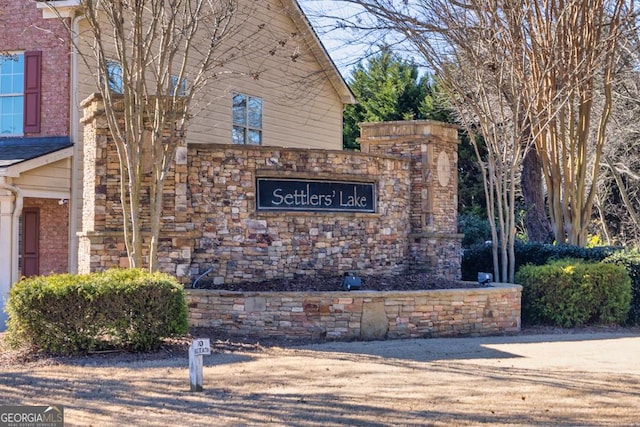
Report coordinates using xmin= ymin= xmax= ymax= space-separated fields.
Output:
xmin=256 ymin=178 xmax=376 ymax=213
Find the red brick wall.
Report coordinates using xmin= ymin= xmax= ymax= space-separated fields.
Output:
xmin=0 ymin=0 xmax=71 ymax=136
xmin=23 ymin=198 xmax=69 ymax=275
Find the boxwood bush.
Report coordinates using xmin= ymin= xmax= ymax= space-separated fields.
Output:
xmin=515 ymin=259 xmax=631 ymax=327
xmin=603 ymin=251 xmax=640 ymax=325
xmin=462 ymin=242 xmax=621 ymax=281
xmin=5 ymin=268 xmax=188 ymax=354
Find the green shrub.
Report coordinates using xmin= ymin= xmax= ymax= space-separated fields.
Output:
xmin=603 ymin=251 xmax=640 ymax=325
xmin=6 ymin=269 xmax=188 ymax=354
xmin=458 ymin=213 xmax=492 ymax=247
xmin=462 ymin=242 xmax=621 ymax=281
xmin=515 ymin=259 xmax=631 ymax=327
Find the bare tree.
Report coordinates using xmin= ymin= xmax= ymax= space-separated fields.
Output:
xmin=310 ymin=0 xmax=636 ymax=278
xmin=43 ymin=0 xmax=262 ymax=271
xmin=311 ymin=1 xmax=540 ymax=281
xmin=597 ymin=30 xmax=640 ymax=247
xmin=82 ymin=0 xmax=247 ymax=271
xmin=524 ymin=0 xmax=631 ymax=246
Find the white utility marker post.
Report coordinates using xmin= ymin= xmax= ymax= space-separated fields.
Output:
xmin=189 ymin=338 xmax=211 ymax=392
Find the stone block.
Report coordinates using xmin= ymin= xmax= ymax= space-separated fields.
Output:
xmin=360 ymin=301 xmax=388 ymax=340
xmin=243 ymin=297 xmax=267 ymax=313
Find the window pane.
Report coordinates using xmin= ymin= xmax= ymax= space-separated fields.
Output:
xmin=0 ymin=55 xmax=23 ymax=94
xmin=0 ymin=75 xmax=10 ymax=94
xmin=232 ymin=93 xmax=246 ymax=125
xmin=248 ymin=97 xmax=262 ymax=128
xmin=248 ymin=129 xmax=261 ymax=145
xmin=0 ymin=58 xmax=11 ymax=75
xmin=14 ymin=96 xmax=23 ymax=112
xmin=13 ymin=54 xmax=24 ymax=71
xmin=0 ymin=96 xmax=22 ymax=134
xmin=170 ymin=75 xmax=187 ymax=96
xmin=0 ymin=115 xmax=11 ymax=134
xmin=0 ymin=96 xmax=6 ymax=112
xmin=12 ymin=72 xmax=23 ymax=93
xmin=232 ymin=126 xmax=245 ymax=144
xmin=106 ymin=60 xmax=123 ymax=94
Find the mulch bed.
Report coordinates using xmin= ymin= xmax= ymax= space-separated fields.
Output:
xmin=192 ymin=272 xmax=483 ymax=292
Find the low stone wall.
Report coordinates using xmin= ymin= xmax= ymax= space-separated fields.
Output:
xmin=185 ymin=284 xmax=522 ymax=340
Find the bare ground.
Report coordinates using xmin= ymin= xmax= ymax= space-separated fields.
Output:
xmin=1 ymin=327 xmax=640 ymax=426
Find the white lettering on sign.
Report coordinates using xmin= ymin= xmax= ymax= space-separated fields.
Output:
xmin=271 ymin=185 xmax=336 ymax=207
xmin=192 ymin=338 xmax=211 ymax=355
xmin=339 ymin=187 xmax=367 ymax=208
xmin=256 ymin=178 xmax=376 ymax=213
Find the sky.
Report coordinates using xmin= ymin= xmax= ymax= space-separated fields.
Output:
xmin=298 ymin=1 xmax=427 ymax=81
xmin=297 ymin=0 xmax=372 ymax=79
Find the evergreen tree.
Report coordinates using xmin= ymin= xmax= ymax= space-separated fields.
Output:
xmin=343 ymin=48 xmax=484 ymax=216
xmin=343 ymin=48 xmax=444 ymax=149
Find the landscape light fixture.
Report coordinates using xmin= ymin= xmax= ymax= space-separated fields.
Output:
xmin=341 ymin=271 xmax=361 ymax=291
xmin=478 ymin=272 xmax=492 ymax=286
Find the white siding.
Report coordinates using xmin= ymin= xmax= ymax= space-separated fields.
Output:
xmin=14 ymin=158 xmax=72 ymax=195
xmin=74 ymin=0 xmax=345 ymax=151
xmin=70 ymin=0 xmax=347 ymax=240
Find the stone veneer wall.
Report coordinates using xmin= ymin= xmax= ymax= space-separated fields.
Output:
xmin=78 ymin=97 xmax=463 ymax=283
xmin=360 ymin=121 xmax=463 ymax=278
xmin=185 ymin=284 xmax=522 ymax=339
xmin=187 ymin=146 xmax=411 ymax=283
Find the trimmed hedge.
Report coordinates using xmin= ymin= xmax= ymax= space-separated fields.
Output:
xmin=461 ymin=242 xmax=621 ymax=281
xmin=603 ymin=251 xmax=640 ymax=325
xmin=515 ymin=259 xmax=631 ymax=327
xmin=5 ymin=269 xmax=188 ymax=354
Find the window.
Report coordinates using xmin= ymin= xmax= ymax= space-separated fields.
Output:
xmin=106 ymin=60 xmax=123 ymax=94
xmin=232 ymin=93 xmax=262 ymax=145
xmin=170 ymin=75 xmax=187 ymax=96
xmin=0 ymin=51 xmax=41 ymax=135
xmin=0 ymin=54 xmax=24 ymax=135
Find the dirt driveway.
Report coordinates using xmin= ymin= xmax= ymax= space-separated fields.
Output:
xmin=1 ymin=330 xmax=639 ymax=426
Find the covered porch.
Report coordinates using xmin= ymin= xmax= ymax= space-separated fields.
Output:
xmin=0 ymin=137 xmax=74 ymax=329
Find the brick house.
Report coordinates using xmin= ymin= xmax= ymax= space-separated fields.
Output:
xmin=0 ymin=0 xmax=354 ymax=327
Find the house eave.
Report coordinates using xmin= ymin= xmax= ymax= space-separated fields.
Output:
xmin=36 ymin=0 xmax=81 ymax=19
xmin=288 ymin=0 xmax=356 ymax=105
xmin=0 ymin=146 xmax=74 ymax=178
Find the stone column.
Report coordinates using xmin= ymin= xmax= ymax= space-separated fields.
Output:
xmin=77 ymin=94 xmax=191 ymax=278
xmin=77 ymin=94 xmax=112 ymax=274
xmin=359 ymin=120 xmax=463 ymax=279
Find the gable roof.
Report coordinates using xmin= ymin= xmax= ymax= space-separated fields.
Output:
xmin=288 ymin=0 xmax=355 ymax=104
xmin=0 ymin=136 xmax=73 ymax=176
xmin=36 ymin=0 xmax=356 ymax=105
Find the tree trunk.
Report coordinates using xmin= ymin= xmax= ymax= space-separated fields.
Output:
xmin=521 ymin=147 xmax=553 ymax=243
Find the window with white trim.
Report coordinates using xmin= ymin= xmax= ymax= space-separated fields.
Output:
xmin=0 ymin=51 xmax=41 ymax=135
xmin=232 ymin=92 xmax=262 ymax=145
xmin=0 ymin=54 xmax=25 ymax=135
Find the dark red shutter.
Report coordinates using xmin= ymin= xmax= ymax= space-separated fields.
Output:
xmin=23 ymin=51 xmax=42 ymax=134
xmin=22 ymin=208 xmax=40 ymax=277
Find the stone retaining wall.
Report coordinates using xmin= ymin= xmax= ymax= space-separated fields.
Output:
xmin=185 ymin=284 xmax=522 ymax=340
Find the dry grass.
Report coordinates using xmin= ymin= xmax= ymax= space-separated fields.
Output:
xmin=1 ymin=329 xmax=639 ymax=426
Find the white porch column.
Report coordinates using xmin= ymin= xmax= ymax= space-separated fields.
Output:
xmin=0 ymin=190 xmax=15 ymax=330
